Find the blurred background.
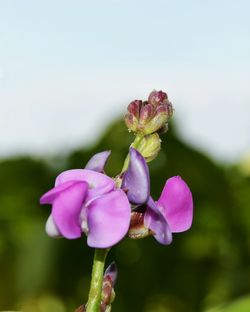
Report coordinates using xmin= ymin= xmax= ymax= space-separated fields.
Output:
xmin=0 ymin=1 xmax=250 ymax=311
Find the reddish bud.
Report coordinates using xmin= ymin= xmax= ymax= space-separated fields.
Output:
xmin=127 ymin=100 xmax=142 ymax=119
xmin=148 ymin=90 xmax=168 ymax=106
xmin=124 ymin=90 xmax=174 ymax=136
xmin=124 ymin=113 xmax=138 ymax=132
xmin=139 ymin=104 xmax=154 ymax=125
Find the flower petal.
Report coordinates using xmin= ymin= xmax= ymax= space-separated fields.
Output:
xmin=45 ymin=214 xmax=61 ymax=238
xmin=40 ymin=180 xmax=78 ymax=204
xmin=52 ymin=181 xmax=88 ymax=239
xmin=85 ymin=151 xmax=111 ymax=172
xmin=55 ymin=169 xmax=115 ymax=201
xmin=86 ymin=189 xmax=131 ymax=248
xmin=157 ymin=176 xmax=193 ymax=233
xmin=121 ymin=147 xmax=150 ymax=204
xmin=144 ymin=197 xmax=172 ymax=245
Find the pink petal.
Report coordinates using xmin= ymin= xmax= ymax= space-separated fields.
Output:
xmin=55 ymin=169 xmax=115 ymax=201
xmin=52 ymin=181 xmax=88 ymax=239
xmin=86 ymin=189 xmax=131 ymax=248
xmin=157 ymin=176 xmax=193 ymax=233
xmin=40 ymin=180 xmax=78 ymax=204
xmin=85 ymin=151 xmax=111 ymax=172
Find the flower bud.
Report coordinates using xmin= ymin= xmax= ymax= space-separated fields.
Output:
xmin=135 ymin=133 xmax=161 ymax=163
xmin=124 ymin=112 xmax=138 ymax=132
xmin=148 ymin=90 xmax=168 ymax=106
xmin=127 ymin=100 xmax=142 ymax=118
xmin=124 ymin=90 xmax=173 ymax=136
xmin=100 ymin=262 xmax=118 ymax=311
xmin=139 ymin=104 xmax=154 ymax=125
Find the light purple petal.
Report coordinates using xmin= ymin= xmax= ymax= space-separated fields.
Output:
xmin=157 ymin=176 xmax=193 ymax=233
xmin=52 ymin=181 xmax=88 ymax=239
xmin=45 ymin=214 xmax=61 ymax=238
xmin=86 ymin=189 xmax=131 ymax=248
xmin=40 ymin=180 xmax=78 ymax=204
xmin=104 ymin=262 xmax=118 ymax=286
xmin=85 ymin=151 xmax=111 ymax=172
xmin=121 ymin=147 xmax=150 ymax=204
xmin=55 ymin=169 xmax=115 ymax=201
xmin=144 ymin=197 xmax=172 ymax=245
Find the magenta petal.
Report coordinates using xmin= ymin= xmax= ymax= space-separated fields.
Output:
xmin=40 ymin=180 xmax=78 ymax=204
xmin=52 ymin=181 xmax=88 ymax=239
xmin=157 ymin=176 xmax=193 ymax=233
xmin=86 ymin=189 xmax=131 ymax=248
xmin=144 ymin=197 xmax=172 ymax=245
xmin=85 ymin=151 xmax=111 ymax=172
xmin=55 ymin=169 xmax=115 ymax=201
xmin=121 ymin=148 xmax=150 ymax=204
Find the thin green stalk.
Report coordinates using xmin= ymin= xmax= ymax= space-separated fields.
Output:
xmin=121 ymin=134 xmax=144 ymax=173
xmin=86 ymin=248 xmax=109 ymax=312
xmin=86 ymin=134 xmax=144 ymax=311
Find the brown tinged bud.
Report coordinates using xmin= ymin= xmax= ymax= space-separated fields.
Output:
xmin=124 ymin=112 xmax=138 ymax=132
xmin=139 ymin=103 xmax=154 ymax=125
xmin=127 ymin=100 xmax=142 ymax=118
xmin=148 ymin=90 xmax=168 ymax=106
xmin=124 ymin=90 xmax=173 ymax=136
xmin=100 ymin=262 xmax=118 ymax=311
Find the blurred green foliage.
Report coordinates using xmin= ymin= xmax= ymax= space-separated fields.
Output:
xmin=0 ymin=120 xmax=250 ymax=312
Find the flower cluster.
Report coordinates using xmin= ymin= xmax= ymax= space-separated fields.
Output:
xmin=40 ymin=90 xmax=193 ymax=249
xmin=40 ymin=148 xmax=193 ymax=247
xmin=125 ymin=90 xmax=173 ymax=135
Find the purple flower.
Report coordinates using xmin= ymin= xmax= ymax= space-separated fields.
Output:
xmin=123 ymin=148 xmax=193 ymax=245
xmin=40 ymin=152 xmax=131 ymax=248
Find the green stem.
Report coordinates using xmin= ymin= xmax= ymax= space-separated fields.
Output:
xmin=121 ymin=134 xmax=144 ymax=173
xmin=86 ymin=134 xmax=144 ymax=311
xmin=86 ymin=248 xmax=109 ymax=312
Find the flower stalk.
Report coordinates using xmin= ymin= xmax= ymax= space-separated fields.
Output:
xmin=121 ymin=134 xmax=144 ymax=173
xmin=39 ymin=89 xmax=193 ymax=311
xmin=86 ymin=248 xmax=109 ymax=312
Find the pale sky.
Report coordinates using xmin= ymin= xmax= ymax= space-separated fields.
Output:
xmin=0 ymin=0 xmax=250 ymax=162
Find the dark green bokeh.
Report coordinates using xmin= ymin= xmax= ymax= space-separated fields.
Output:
xmin=0 ymin=120 xmax=250 ymax=312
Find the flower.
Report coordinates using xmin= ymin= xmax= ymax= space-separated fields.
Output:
xmin=124 ymin=90 xmax=173 ymax=135
xmin=40 ymin=152 xmax=131 ymax=248
xmin=122 ymin=148 xmax=193 ymax=245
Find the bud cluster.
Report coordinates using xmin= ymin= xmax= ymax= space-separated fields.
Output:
xmin=125 ymin=90 xmax=173 ymax=135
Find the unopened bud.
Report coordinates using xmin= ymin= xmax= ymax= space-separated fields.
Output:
xmin=135 ymin=133 xmax=161 ymax=162
xmin=124 ymin=112 xmax=138 ymax=132
xmin=124 ymin=90 xmax=173 ymax=136
xmin=148 ymin=90 xmax=168 ymax=106
xmin=127 ymin=100 xmax=142 ymax=118
xmin=128 ymin=211 xmax=152 ymax=239
xmin=139 ymin=104 xmax=154 ymax=125
xmin=100 ymin=262 xmax=118 ymax=311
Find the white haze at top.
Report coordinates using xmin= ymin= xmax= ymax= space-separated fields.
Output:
xmin=0 ymin=0 xmax=249 ymax=162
